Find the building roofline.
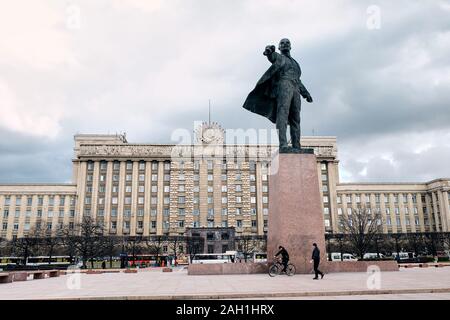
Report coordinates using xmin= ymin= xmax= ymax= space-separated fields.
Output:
xmin=0 ymin=183 xmax=76 ymax=186
xmin=338 ymin=178 xmax=450 ymax=187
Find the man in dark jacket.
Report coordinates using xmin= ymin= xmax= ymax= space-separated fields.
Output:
xmin=311 ymin=243 xmax=324 ymax=280
xmin=275 ymin=246 xmax=290 ymax=273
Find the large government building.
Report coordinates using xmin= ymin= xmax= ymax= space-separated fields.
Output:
xmin=1 ymin=125 xmax=449 ymax=240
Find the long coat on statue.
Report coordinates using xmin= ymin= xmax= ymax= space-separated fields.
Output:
xmin=242 ymin=52 xmax=310 ymax=124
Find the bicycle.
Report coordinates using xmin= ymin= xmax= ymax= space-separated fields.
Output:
xmin=268 ymin=257 xmax=296 ymax=277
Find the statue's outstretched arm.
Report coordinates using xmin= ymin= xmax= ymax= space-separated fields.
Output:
xmin=299 ymin=80 xmax=313 ymax=103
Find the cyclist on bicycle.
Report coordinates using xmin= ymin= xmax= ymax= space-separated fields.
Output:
xmin=274 ymin=246 xmax=289 ymax=273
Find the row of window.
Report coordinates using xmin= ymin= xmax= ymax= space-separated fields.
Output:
xmin=2 ymin=209 xmax=75 ymax=218
xmin=87 ymin=160 xmax=267 ymax=172
xmin=1 ymin=196 xmax=76 ymax=206
xmin=86 ymin=173 xmax=269 ymax=183
xmin=337 ymin=193 xmax=422 ymax=204
xmin=2 ymin=221 xmax=70 ymax=231
xmin=86 ymin=207 xmax=269 ymax=217
xmin=336 ymin=207 xmax=420 ymax=215
xmin=85 ymin=183 xmax=269 ymax=195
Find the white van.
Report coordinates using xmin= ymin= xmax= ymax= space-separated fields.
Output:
xmin=329 ymin=252 xmax=357 ymax=261
xmin=363 ymin=253 xmax=385 ymax=259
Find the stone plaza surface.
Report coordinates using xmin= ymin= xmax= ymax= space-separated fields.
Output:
xmin=0 ymin=267 xmax=450 ymax=300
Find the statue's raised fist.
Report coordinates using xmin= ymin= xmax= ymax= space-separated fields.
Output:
xmin=263 ymin=45 xmax=276 ymax=56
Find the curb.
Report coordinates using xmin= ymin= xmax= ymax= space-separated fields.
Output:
xmin=47 ymin=287 xmax=450 ymax=300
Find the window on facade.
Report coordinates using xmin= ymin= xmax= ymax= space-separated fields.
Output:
xmin=163 ymin=209 xmax=169 ymax=216
xmin=15 ymin=209 xmax=20 ymax=218
xmin=222 ymin=197 xmax=227 ymax=204
xmin=125 ymin=197 xmax=132 ymax=205
xmin=164 ymin=197 xmax=170 ymax=204
xmin=139 ymin=185 xmax=145 ymax=193
xmin=97 ymin=209 xmax=104 ymax=217
xmin=263 ymin=208 xmax=268 ymax=215
xmin=113 ymin=175 xmax=119 ymax=182
xmin=236 ymin=220 xmax=242 ymax=228
xmin=193 ymin=209 xmax=200 ymax=216
xmin=236 ymin=208 xmax=242 ymax=215
xmin=338 ymin=208 xmax=343 ymax=215
xmin=178 ymin=196 xmax=185 ymax=204
xmin=236 ymin=196 xmax=242 ymax=203
xmin=323 ymin=196 xmax=329 ymax=203
xmin=178 ymin=220 xmax=184 ymax=228
xmin=111 ymin=209 xmax=117 ymax=217
xmin=324 ymin=219 xmax=330 ymax=227
xmin=262 ymin=197 xmax=268 ymax=204
xmin=138 ymin=197 xmax=144 ymax=204
xmin=27 ymin=197 xmax=33 ymax=206
xmin=250 ymin=197 xmax=256 ymax=204
xmin=164 ymin=186 xmax=170 ymax=193
xmin=251 ymin=208 xmax=257 ymax=215
xmin=178 ymin=185 xmax=185 ymax=192
xmin=324 ymin=207 xmax=329 ymax=215
xmin=138 ymin=221 xmax=143 ymax=229
xmin=207 ymin=186 xmax=213 ymax=193
xmin=222 ymin=208 xmax=227 ymax=215
xmin=59 ymin=210 xmax=64 ymax=217
xmin=151 ymin=209 xmax=157 ymax=216
xmin=178 ymin=208 xmax=185 ymax=216
xmin=164 ymin=162 xmax=171 ymax=170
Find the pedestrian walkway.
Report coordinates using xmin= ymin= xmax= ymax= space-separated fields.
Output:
xmin=0 ymin=267 xmax=449 ymax=300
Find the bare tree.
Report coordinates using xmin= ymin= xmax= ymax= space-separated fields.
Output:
xmin=99 ymin=236 xmax=120 ymax=268
xmin=145 ymin=235 xmax=167 ymax=266
xmin=168 ymin=236 xmax=185 ymax=266
xmin=185 ymin=236 xmax=204 ymax=261
xmin=339 ymin=206 xmax=383 ymax=260
xmin=61 ymin=216 xmax=105 ymax=268
xmin=235 ymin=235 xmax=266 ymax=262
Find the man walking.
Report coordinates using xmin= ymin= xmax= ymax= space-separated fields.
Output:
xmin=311 ymin=243 xmax=324 ymax=280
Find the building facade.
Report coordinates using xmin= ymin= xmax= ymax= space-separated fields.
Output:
xmin=0 ymin=131 xmax=449 ymax=240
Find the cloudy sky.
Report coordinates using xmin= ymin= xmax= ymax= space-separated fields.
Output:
xmin=0 ymin=0 xmax=449 ymax=184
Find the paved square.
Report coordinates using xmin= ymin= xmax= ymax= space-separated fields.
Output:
xmin=0 ymin=267 xmax=449 ymax=300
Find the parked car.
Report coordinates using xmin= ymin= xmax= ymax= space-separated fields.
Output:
xmin=363 ymin=253 xmax=385 ymax=259
xmin=329 ymin=252 xmax=357 ymax=261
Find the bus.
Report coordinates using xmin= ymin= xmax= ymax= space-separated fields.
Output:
xmin=190 ymin=252 xmax=236 ymax=264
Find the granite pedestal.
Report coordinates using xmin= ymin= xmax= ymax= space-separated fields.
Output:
xmin=267 ymin=153 xmax=327 ymax=274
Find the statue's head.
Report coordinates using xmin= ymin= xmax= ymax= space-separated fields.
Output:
xmin=278 ymin=38 xmax=291 ymax=53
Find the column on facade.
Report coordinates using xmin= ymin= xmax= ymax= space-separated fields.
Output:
xmin=241 ymin=161 xmax=251 ymax=233
xmin=199 ymin=160 xmax=208 ymax=228
xmin=184 ymin=161 xmax=194 ymax=230
xmin=104 ymin=161 xmax=113 ymax=233
xmin=117 ymin=161 xmax=126 ymax=235
xmin=397 ymin=193 xmax=406 ymax=233
xmin=212 ymin=159 xmax=222 ymax=227
xmin=425 ymin=193 xmax=436 ymax=231
xmin=16 ymin=195 xmax=24 ymax=237
xmin=431 ymin=192 xmax=441 ymax=232
xmin=62 ymin=194 xmax=70 ymax=228
xmin=437 ymin=190 xmax=449 ymax=232
xmin=226 ymin=161 xmax=237 ymax=231
xmin=91 ymin=161 xmax=100 ymax=219
xmin=76 ymin=161 xmax=87 ymax=224
xmin=143 ymin=160 xmax=152 ymax=236
xmin=416 ymin=192 xmax=426 ymax=233
xmin=442 ymin=191 xmax=450 ymax=232
xmin=255 ymin=162 xmax=264 ymax=236
xmin=327 ymin=161 xmax=338 ymax=233
xmin=130 ymin=161 xmax=139 ymax=236
xmin=156 ymin=161 xmax=164 ymax=235
xmin=169 ymin=161 xmax=180 ymax=235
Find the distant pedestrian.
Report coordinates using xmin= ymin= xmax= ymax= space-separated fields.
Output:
xmin=101 ymin=260 xmax=106 ymax=269
xmin=310 ymin=243 xmax=324 ymax=280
